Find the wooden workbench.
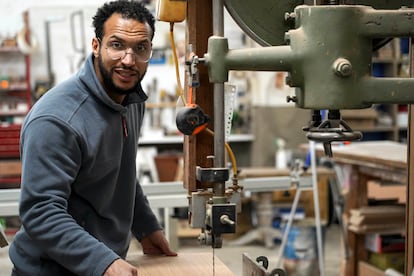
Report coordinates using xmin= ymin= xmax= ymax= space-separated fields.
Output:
xmin=127 ymin=253 xmax=234 ymax=275
xmin=316 ymin=141 xmax=407 ymax=276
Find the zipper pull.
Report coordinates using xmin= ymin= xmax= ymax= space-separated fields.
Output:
xmin=122 ymin=116 xmax=128 ymax=138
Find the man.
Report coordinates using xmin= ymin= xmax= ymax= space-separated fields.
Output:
xmin=9 ymin=1 xmax=177 ymax=275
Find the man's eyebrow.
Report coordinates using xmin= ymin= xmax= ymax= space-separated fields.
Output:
xmin=107 ymin=35 xmax=150 ymax=45
xmin=107 ymin=35 xmax=124 ymax=42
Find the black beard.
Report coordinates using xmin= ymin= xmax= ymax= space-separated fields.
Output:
xmin=97 ymin=55 xmax=143 ymax=95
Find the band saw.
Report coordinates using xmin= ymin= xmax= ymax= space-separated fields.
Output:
xmin=160 ymin=0 xmax=414 ymax=275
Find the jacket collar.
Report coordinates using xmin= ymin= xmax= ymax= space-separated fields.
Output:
xmin=78 ymin=54 xmax=148 ymax=113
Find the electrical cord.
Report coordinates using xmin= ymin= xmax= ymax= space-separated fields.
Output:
xmin=168 ymin=22 xmax=239 ymax=179
xmin=204 ymin=128 xmax=238 ymax=179
xmin=169 ymin=22 xmax=187 ymax=106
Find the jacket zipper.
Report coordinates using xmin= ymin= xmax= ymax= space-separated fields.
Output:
xmin=121 ymin=115 xmax=128 ymax=139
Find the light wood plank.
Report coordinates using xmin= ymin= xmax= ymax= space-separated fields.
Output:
xmin=127 ymin=253 xmax=234 ymax=276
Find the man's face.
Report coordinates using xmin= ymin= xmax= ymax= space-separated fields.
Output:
xmin=92 ymin=13 xmax=152 ymax=98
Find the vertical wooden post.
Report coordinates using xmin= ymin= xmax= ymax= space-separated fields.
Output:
xmin=183 ymin=1 xmax=215 ymax=192
xmin=406 ymin=37 xmax=414 ymax=276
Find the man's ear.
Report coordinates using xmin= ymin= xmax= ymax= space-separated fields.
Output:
xmin=92 ymin=37 xmax=99 ymax=58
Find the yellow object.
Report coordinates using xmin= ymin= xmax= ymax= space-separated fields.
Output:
xmin=156 ymin=0 xmax=187 ymax=23
xmin=168 ymin=23 xmax=186 ymax=106
xmin=205 ymin=128 xmax=238 ymax=179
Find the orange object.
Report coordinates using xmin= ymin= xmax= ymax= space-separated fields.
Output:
xmin=0 ymin=79 xmax=9 ymax=90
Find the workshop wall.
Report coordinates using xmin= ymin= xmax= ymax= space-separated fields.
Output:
xmin=0 ymin=1 xmax=174 ymax=90
xmin=0 ymin=0 xmax=308 ymax=166
xmin=250 ymin=106 xmax=310 ymax=167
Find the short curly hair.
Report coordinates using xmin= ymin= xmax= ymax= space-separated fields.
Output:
xmin=92 ymin=0 xmax=155 ymax=40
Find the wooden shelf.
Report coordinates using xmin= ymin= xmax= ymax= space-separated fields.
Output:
xmin=355 ymin=126 xmax=394 ymax=133
xmin=0 ymin=46 xmax=30 ymax=183
xmin=0 ymin=47 xmax=22 ymax=53
xmin=0 ymin=111 xmax=27 ymax=116
xmin=2 ymin=82 xmax=29 ymax=92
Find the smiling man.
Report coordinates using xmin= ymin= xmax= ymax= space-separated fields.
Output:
xmin=9 ymin=1 xmax=176 ymax=275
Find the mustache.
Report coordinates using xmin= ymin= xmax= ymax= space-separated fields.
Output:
xmin=114 ymin=66 xmax=140 ymax=75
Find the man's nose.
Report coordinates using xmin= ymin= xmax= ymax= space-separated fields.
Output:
xmin=121 ymin=50 xmax=136 ymax=65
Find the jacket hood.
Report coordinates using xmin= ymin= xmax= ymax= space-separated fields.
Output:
xmin=78 ymin=54 xmax=148 ymax=113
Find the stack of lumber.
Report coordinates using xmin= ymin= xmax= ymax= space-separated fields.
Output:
xmin=348 ymin=205 xmax=405 ymax=234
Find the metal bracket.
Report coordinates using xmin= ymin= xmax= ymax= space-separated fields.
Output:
xmin=196 ymin=166 xmax=229 ymax=182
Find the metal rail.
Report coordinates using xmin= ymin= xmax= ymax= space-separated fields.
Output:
xmin=0 ymin=175 xmax=313 ymax=217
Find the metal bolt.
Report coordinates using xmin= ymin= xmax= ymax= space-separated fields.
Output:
xmin=285 ymin=74 xmax=292 ymax=86
xmin=333 ymin=58 xmax=353 ymax=77
xmin=284 ymin=12 xmax=296 ymax=22
xmin=286 ymin=96 xmax=298 ymax=103
xmin=286 ymin=96 xmax=297 ymax=103
xmin=220 ymin=214 xmax=235 ymax=225
xmin=284 ymin=32 xmax=291 ymax=44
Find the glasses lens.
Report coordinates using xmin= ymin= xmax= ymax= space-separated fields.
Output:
xmin=106 ymin=48 xmax=152 ymax=62
xmin=138 ymin=49 xmax=152 ymax=62
xmin=101 ymin=39 xmax=152 ymax=62
xmin=106 ymin=48 xmax=125 ymax=60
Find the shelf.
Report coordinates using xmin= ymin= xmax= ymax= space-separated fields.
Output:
xmin=355 ymin=126 xmax=394 ymax=133
xmin=372 ymin=58 xmax=395 ymax=64
xmin=138 ymin=134 xmax=254 ymax=145
xmin=0 ymin=15 xmax=31 ymax=193
xmin=0 ymin=111 xmax=27 ymax=116
xmin=0 ymin=177 xmax=20 ymax=185
xmin=0 ymin=124 xmax=21 ymax=130
xmin=0 ymin=82 xmax=28 ymax=92
xmin=146 ymin=102 xmax=177 ymax=109
xmin=0 ymin=47 xmax=22 ymax=53
xmin=0 ymin=124 xmax=21 ymax=158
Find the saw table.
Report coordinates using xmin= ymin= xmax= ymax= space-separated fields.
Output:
xmin=127 ymin=252 xmax=234 ymax=275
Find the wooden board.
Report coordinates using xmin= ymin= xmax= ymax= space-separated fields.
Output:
xmin=358 ymin=261 xmax=385 ymax=276
xmin=127 ymin=253 xmax=234 ymax=276
xmin=322 ymin=141 xmax=406 ymax=169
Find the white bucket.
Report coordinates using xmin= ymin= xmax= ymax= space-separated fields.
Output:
xmin=282 ymin=218 xmax=325 ymax=276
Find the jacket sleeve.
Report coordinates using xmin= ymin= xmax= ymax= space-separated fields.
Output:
xmin=19 ymin=117 xmax=119 ymax=276
xmin=130 ymin=180 xmax=163 ymax=241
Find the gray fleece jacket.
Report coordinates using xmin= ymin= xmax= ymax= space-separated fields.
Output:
xmin=9 ymin=54 xmax=162 ymax=276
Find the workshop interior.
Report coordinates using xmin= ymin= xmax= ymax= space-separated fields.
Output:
xmin=1 ymin=0 xmax=414 ymax=275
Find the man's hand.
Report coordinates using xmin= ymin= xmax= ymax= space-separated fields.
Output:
xmin=103 ymin=259 xmax=138 ymax=276
xmin=140 ymin=230 xmax=178 ymax=256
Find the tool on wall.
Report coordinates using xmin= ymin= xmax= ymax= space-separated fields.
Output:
xmin=34 ymin=16 xmax=64 ymax=99
xmin=69 ymin=10 xmax=86 ymax=72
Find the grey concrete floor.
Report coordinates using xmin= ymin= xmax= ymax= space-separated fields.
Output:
xmin=0 ymin=224 xmax=342 ymax=276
